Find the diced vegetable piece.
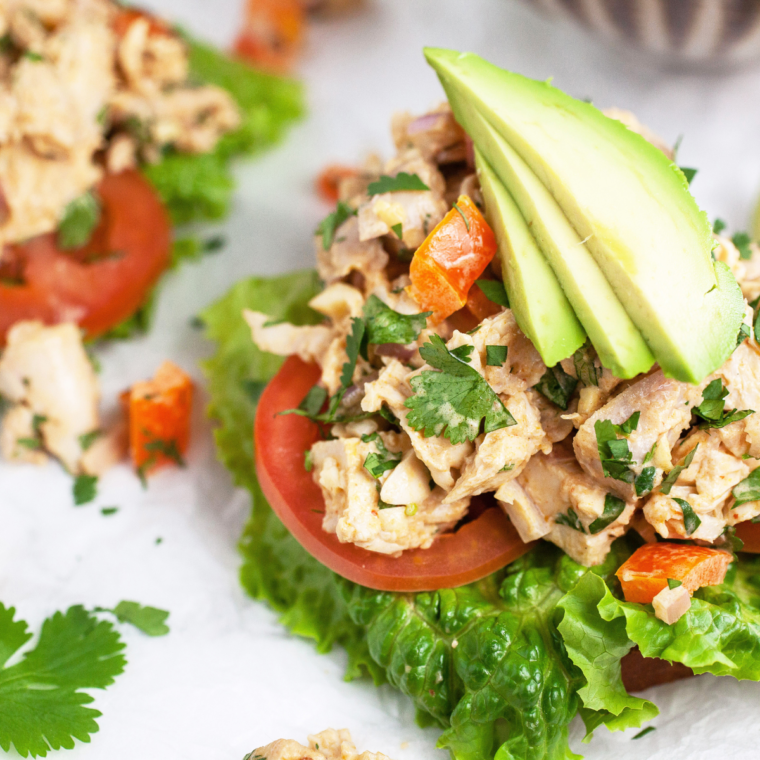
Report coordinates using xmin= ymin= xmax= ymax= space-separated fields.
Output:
xmin=128 ymin=361 xmax=193 ymax=476
xmin=234 ymin=0 xmax=305 ymax=72
xmin=652 ymin=584 xmax=692 ymax=625
xmin=616 ymin=542 xmax=731 ymax=604
xmin=409 ymin=195 xmax=497 ymax=322
xmin=316 ymin=164 xmax=358 ymax=203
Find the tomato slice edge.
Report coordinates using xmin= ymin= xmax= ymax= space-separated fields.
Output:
xmin=255 ymin=355 xmax=533 ymax=592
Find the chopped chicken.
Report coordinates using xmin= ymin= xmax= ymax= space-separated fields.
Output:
xmin=248 ymin=728 xmax=392 ymax=760
xmin=357 ymin=148 xmax=448 ymax=249
xmin=311 ymin=432 xmax=468 ymax=554
xmin=309 ymin=283 xmax=365 ymax=321
xmin=0 ymin=404 xmax=49 ymax=466
xmin=559 ymin=349 xmax=624 ymax=428
xmin=0 ymin=321 xmax=101 ymax=473
xmin=603 ymin=107 xmax=674 ymax=159
xmin=573 ymin=369 xmax=706 ymax=501
xmin=713 ymin=235 xmax=760 ymax=304
xmin=244 ymin=310 xmax=334 ymax=366
xmin=362 ymin=359 xmax=472 ymax=490
xmin=392 ymin=102 xmax=465 ymax=163
xmin=380 ymin=449 xmax=432 ymax=505
xmin=652 ymin=584 xmax=692 ymax=625
xmin=503 ymin=444 xmax=636 ymax=565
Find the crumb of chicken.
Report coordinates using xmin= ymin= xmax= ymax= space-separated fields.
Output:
xmin=249 ymin=728 xmax=393 ymax=760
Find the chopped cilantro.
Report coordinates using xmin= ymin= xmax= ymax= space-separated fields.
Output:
xmin=297 ymin=384 xmax=328 ymax=418
xmin=450 ymin=344 xmax=474 ymax=362
xmin=713 ymin=218 xmax=727 ymax=234
xmin=101 ymin=507 xmax=118 ymax=516
xmin=615 ymin=411 xmax=640 ymax=436
xmin=672 ymin=497 xmax=701 ymax=535
xmin=362 ymin=433 xmax=402 ymax=478
xmin=453 ymin=202 xmax=470 ymax=232
xmin=391 ymin=222 xmax=403 ymax=239
xmin=732 ymin=467 xmax=760 ymax=506
xmin=573 ymin=341 xmax=600 ymax=387
xmin=643 ymin=441 xmax=657 ymax=465
xmin=501 ymin=463 xmax=515 ymax=472
xmin=732 ymin=231 xmax=753 ymax=260
xmin=737 ymin=322 xmax=751 ymax=348
xmin=16 ymin=438 xmax=41 ymax=451
xmin=405 ymin=334 xmax=515 ymax=444
xmin=634 ymin=466 xmax=656 ymax=497
xmin=555 ymin=507 xmax=585 ymax=533
xmin=594 ymin=419 xmax=634 ymax=483
xmin=475 ymin=279 xmax=510 ymax=307
xmin=588 ymin=493 xmax=626 ymax=534
xmin=486 ymin=345 xmax=508 ymax=367
xmin=680 ymin=166 xmax=698 ymax=185
xmin=78 ymin=430 xmax=102 ymax=452
xmin=534 ymin=364 xmax=577 ymax=410
xmin=304 ymin=450 xmax=313 ymax=472
xmin=100 ymin=601 xmax=170 ymax=637
xmin=23 ymin=50 xmax=43 ymax=62
xmin=58 ymin=191 xmax=101 ymax=250
xmin=632 ymin=726 xmax=656 ymax=740
xmin=363 ymin=295 xmax=430 ymax=346
xmin=367 ymin=172 xmax=429 ymax=195
xmin=316 ymin=202 xmax=356 ymax=250
xmin=73 ymin=474 xmax=98 ymax=506
xmin=667 ymin=578 xmax=683 ymax=590
xmin=693 ymin=379 xmax=754 ymax=429
xmin=0 ymin=603 xmax=126 ymax=757
xmin=659 ymin=445 xmax=699 ymax=495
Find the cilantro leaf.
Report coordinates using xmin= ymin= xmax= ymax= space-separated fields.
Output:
xmin=555 ymin=507 xmax=585 ymax=533
xmin=534 ymin=364 xmax=577 ymax=410
xmin=104 ymin=602 xmax=170 ymax=637
xmin=450 ymin=344 xmax=474 ymax=362
xmin=573 ymin=341 xmax=600 ymax=387
xmin=693 ymin=379 xmax=754 ymax=429
xmin=659 ymin=445 xmax=699 ymax=495
xmin=668 ymin=578 xmax=683 ymax=590
xmin=713 ymin=218 xmax=727 ymax=234
xmin=594 ymin=420 xmax=634 ymax=483
xmin=634 ymin=467 xmax=656 ymax=497
xmin=316 ymin=201 xmax=356 ymax=251
xmin=391 ymin=222 xmax=403 ymax=239
xmin=72 ymin=475 xmax=98 ymax=506
xmin=361 ymin=433 xmax=402 ymax=478
xmin=732 ymin=231 xmax=753 ymax=260
xmin=615 ymin=412 xmax=640 ymax=436
xmin=405 ymin=335 xmax=515 ymax=444
xmin=486 ymin=345 xmax=508 ymax=367
xmin=475 ymin=279 xmax=510 ymax=308
xmin=680 ymin=166 xmax=698 ymax=185
xmin=300 ymin=384 xmax=328 ymax=417
xmin=367 ymin=172 xmax=429 ymax=195
xmin=78 ymin=430 xmax=102 ymax=452
xmin=363 ymin=295 xmax=430 ymax=345
xmin=0 ymin=603 xmax=126 ymax=757
xmin=57 ymin=191 xmax=100 ymax=250
xmin=732 ymin=468 xmax=760 ymax=506
xmin=589 ymin=494 xmax=626 ymax=534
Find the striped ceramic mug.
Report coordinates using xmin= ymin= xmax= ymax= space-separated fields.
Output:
xmin=523 ymin=0 xmax=760 ymax=68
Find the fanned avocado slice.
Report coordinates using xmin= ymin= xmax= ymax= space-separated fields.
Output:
xmin=476 ymin=152 xmax=586 ymax=366
xmin=465 ymin=105 xmax=653 ymax=378
xmin=426 ymin=47 xmax=745 ymax=383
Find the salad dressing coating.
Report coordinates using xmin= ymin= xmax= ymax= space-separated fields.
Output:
xmin=249 ymin=103 xmax=760 ymax=565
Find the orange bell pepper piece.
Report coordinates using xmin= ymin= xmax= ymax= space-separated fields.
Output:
xmin=465 ymin=281 xmax=503 ymax=322
xmin=616 ymin=542 xmax=731 ymax=604
xmin=128 ymin=361 xmax=193 ymax=478
xmin=408 ymin=195 xmax=497 ymax=323
xmin=234 ymin=0 xmax=305 ymax=73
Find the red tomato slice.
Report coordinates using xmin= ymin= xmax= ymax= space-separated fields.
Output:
xmin=736 ymin=520 xmax=760 ymax=553
xmin=0 ymin=170 xmax=171 ymax=343
xmin=255 ymin=355 xmax=533 ymax=592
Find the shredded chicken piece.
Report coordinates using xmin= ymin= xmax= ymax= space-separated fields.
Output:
xmin=244 ymin=310 xmax=334 ymax=366
xmin=713 ymin=235 xmax=760 ymax=304
xmin=250 ymin=728 xmax=392 ymax=760
xmin=391 ymin=102 xmax=465 ymax=163
xmin=603 ymin=107 xmax=674 ymax=159
xmin=652 ymin=584 xmax=692 ymax=625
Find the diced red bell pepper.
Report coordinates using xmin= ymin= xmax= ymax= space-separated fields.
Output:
xmin=409 ymin=195 xmax=497 ymax=323
xmin=616 ymin=542 xmax=731 ymax=604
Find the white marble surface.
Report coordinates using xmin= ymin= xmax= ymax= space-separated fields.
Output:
xmin=2 ymin=1 xmax=760 ymax=758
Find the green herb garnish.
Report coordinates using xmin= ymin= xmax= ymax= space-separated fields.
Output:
xmin=367 ymin=172 xmax=429 ymax=195
xmin=693 ymin=379 xmax=754 ymax=429
xmin=475 ymin=279 xmax=510 ymax=307
xmin=362 ymin=433 xmax=402 ymax=478
xmin=534 ymin=364 xmax=577 ymax=410
xmin=58 ymin=191 xmax=101 ymax=250
xmin=588 ymin=493 xmax=626 ymax=534
xmin=659 ymin=445 xmax=699 ymax=495
xmin=486 ymin=345 xmax=508 ymax=367
xmin=672 ymin=497 xmax=701 ymax=535
xmin=316 ymin=202 xmax=356 ymax=250
xmin=73 ymin=474 xmax=98 ymax=506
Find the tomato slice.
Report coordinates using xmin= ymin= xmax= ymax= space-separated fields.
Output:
xmin=255 ymin=355 xmax=533 ymax=592
xmin=0 ymin=170 xmax=171 ymax=343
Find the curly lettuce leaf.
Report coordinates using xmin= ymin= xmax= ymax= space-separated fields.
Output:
xmin=144 ymin=38 xmax=303 ymax=225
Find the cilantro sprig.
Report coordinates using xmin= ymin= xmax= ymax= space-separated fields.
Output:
xmin=367 ymin=172 xmax=429 ymax=195
xmin=534 ymin=364 xmax=577 ymax=410
xmin=693 ymin=379 xmax=754 ymax=429
xmin=405 ymin=335 xmax=515 ymax=444
xmin=363 ymin=295 xmax=430 ymax=346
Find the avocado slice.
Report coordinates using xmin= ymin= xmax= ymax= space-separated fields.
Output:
xmin=476 ymin=152 xmax=586 ymax=366
xmin=466 ymin=104 xmax=654 ymax=378
xmin=426 ymin=47 xmax=745 ymax=383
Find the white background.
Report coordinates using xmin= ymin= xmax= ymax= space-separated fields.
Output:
xmin=2 ymin=0 xmax=760 ymax=758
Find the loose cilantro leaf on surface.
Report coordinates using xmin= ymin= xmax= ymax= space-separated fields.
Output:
xmin=555 ymin=507 xmax=585 ymax=533
xmin=732 ymin=231 xmax=753 ymax=261
xmin=98 ymin=602 xmax=170 ymax=637
xmin=367 ymin=172 xmax=429 ymax=195
xmin=671 ymin=497 xmax=701 ymax=535
xmin=316 ymin=201 xmax=357 ymax=251
xmin=693 ymin=378 xmax=754 ymax=429
xmin=633 ymin=726 xmax=656 ymax=740
xmin=101 ymin=507 xmax=118 ymax=516
xmin=361 ymin=433 xmax=402 ymax=478
xmin=713 ymin=218 xmax=727 ymax=234
xmin=594 ymin=420 xmax=634 ymax=483
xmin=573 ymin=341 xmax=600 ymax=387
xmin=405 ymin=334 xmax=515 ymax=444
xmin=486 ymin=345 xmax=508 ymax=366
xmin=475 ymin=279 xmax=510 ymax=307
xmin=534 ymin=364 xmax=577 ymax=410
xmin=589 ymin=494 xmax=626 ymax=534
xmin=57 ymin=191 xmax=100 ymax=250
xmin=659 ymin=445 xmax=698 ymax=495
xmin=73 ymin=475 xmax=98 ymax=506
xmin=634 ymin=467 xmax=656 ymax=497
xmin=363 ymin=295 xmax=430 ymax=346
xmin=0 ymin=603 xmax=126 ymax=758
xmin=733 ymin=468 xmax=760 ymax=506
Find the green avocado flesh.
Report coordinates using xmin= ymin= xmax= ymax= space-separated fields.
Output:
xmin=426 ymin=47 xmax=745 ymax=383
xmin=477 ymin=153 xmax=586 ymax=365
